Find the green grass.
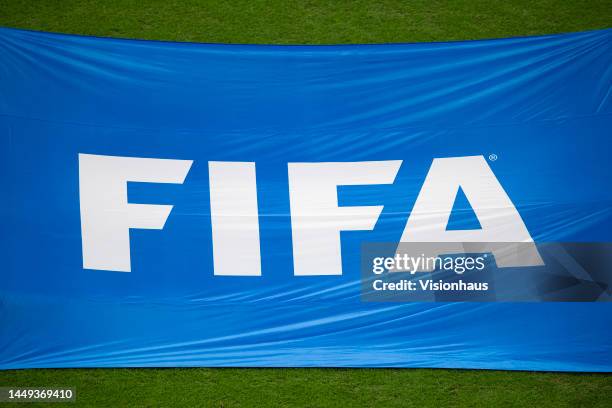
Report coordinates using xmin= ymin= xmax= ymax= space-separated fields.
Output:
xmin=1 ymin=368 xmax=611 ymax=407
xmin=0 ymin=0 xmax=611 ymax=44
xmin=0 ymin=1 xmax=611 ymax=407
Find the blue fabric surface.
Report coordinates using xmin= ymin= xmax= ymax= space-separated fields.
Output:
xmin=1 ymin=27 xmax=611 ymax=370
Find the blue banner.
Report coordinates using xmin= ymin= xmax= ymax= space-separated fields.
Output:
xmin=1 ymin=27 xmax=611 ymax=371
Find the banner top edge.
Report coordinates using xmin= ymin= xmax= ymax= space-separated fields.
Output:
xmin=0 ymin=24 xmax=610 ymax=50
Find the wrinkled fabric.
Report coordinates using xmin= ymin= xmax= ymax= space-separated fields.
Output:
xmin=1 ymin=27 xmax=611 ymax=371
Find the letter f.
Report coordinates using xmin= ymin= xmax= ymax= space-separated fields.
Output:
xmin=79 ymin=153 xmax=193 ymax=272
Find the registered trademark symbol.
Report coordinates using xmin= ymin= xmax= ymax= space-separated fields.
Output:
xmin=488 ymin=154 xmax=498 ymax=161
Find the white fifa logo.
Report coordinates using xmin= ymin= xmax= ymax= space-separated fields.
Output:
xmin=79 ymin=154 xmax=542 ymax=274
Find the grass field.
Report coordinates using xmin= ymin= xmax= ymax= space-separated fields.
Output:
xmin=1 ymin=1 xmax=611 ymax=407
xmin=1 ymin=367 xmax=612 ymax=407
xmin=1 ymin=0 xmax=611 ymax=44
